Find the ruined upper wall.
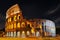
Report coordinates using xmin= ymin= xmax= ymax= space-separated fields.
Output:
xmin=6 ymin=4 xmax=22 ymax=19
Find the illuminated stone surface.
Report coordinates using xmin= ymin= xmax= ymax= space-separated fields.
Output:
xmin=5 ymin=4 xmax=56 ymax=37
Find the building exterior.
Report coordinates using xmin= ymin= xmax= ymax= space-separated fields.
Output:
xmin=5 ymin=4 xmax=56 ymax=37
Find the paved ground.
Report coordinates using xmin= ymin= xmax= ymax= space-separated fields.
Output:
xmin=0 ymin=37 xmax=60 ymax=40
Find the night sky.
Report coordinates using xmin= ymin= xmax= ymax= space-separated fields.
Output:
xmin=0 ymin=0 xmax=60 ymax=29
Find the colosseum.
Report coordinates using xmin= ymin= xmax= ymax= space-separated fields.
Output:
xmin=5 ymin=4 xmax=56 ymax=37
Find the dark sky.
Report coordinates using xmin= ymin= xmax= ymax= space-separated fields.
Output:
xmin=0 ymin=0 xmax=60 ymax=29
